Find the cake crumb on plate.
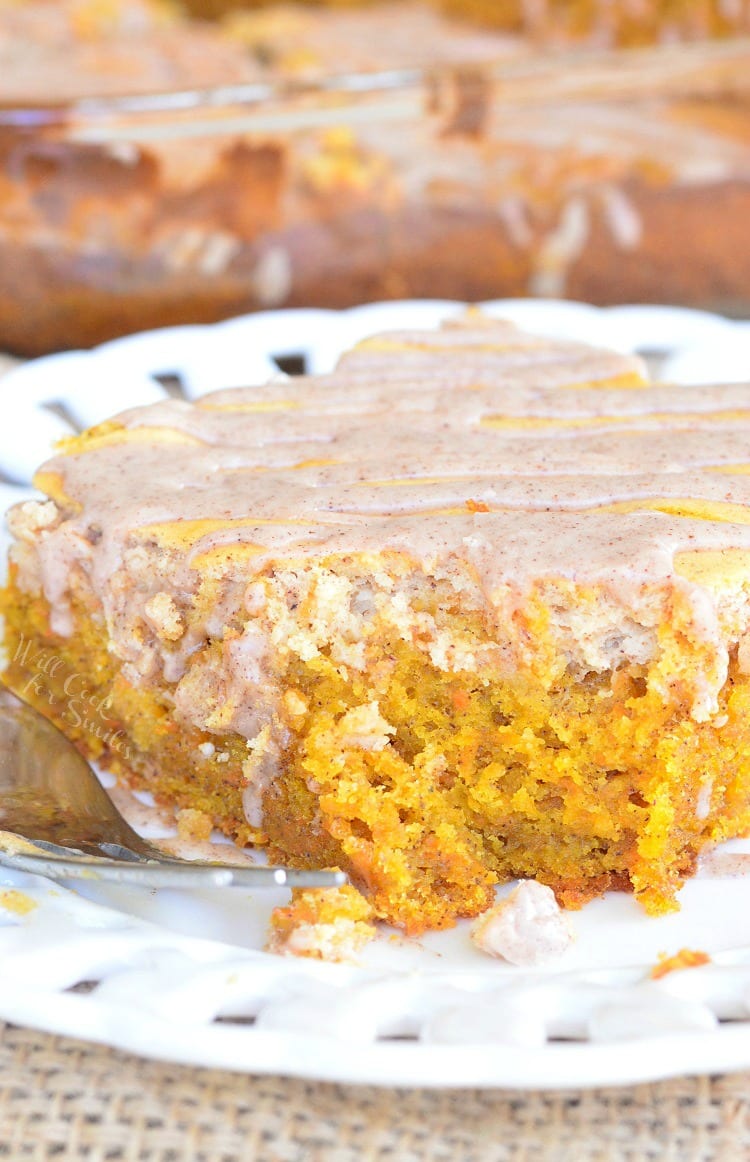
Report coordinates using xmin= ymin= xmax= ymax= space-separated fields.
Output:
xmin=470 ymin=880 xmax=574 ymax=966
xmin=267 ymin=883 xmax=376 ymax=962
xmin=650 ymin=948 xmax=711 ymax=980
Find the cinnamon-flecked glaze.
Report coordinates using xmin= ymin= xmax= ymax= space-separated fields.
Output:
xmin=9 ymin=316 xmax=750 ymax=728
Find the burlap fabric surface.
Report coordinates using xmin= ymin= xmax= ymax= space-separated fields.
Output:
xmin=0 ymin=1022 xmax=748 ymax=1161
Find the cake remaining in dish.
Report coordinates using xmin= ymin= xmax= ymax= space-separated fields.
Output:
xmin=191 ymin=0 xmax=750 ymax=47
xmin=5 ymin=315 xmax=750 ymax=932
xmin=2 ymin=0 xmax=750 ymax=355
xmin=437 ymin=0 xmax=750 ymax=45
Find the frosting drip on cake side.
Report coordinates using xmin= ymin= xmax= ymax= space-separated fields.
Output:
xmin=10 ymin=317 xmax=750 ymax=752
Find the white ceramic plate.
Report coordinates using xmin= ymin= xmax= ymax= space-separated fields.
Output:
xmin=3 ymin=299 xmax=750 ymax=1089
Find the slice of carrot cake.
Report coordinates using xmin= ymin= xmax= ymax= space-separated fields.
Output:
xmin=5 ymin=315 xmax=750 ymax=933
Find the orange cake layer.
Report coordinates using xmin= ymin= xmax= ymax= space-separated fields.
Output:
xmin=5 ymin=316 xmax=750 ymax=932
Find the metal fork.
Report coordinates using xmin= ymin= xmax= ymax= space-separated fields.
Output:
xmin=0 ymin=685 xmax=345 ymax=890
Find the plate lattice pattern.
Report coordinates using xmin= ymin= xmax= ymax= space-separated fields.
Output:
xmin=4 ymin=870 xmax=750 ymax=1087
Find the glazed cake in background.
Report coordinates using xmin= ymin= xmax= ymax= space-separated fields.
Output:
xmin=435 ymin=0 xmax=750 ymax=46
xmin=1 ymin=0 xmax=749 ymax=354
xmin=189 ymin=0 xmax=750 ymax=47
xmin=5 ymin=315 xmax=750 ymax=933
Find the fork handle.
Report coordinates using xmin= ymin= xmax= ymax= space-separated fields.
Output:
xmin=0 ymin=850 xmax=347 ymax=890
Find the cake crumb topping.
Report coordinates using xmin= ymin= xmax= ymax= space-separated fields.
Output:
xmin=470 ymin=880 xmax=574 ymax=966
xmin=144 ymin=592 xmax=185 ymax=642
xmin=6 ymin=500 xmax=60 ymax=541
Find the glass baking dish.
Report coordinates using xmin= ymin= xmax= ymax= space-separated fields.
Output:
xmin=1 ymin=36 xmax=749 ymax=356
